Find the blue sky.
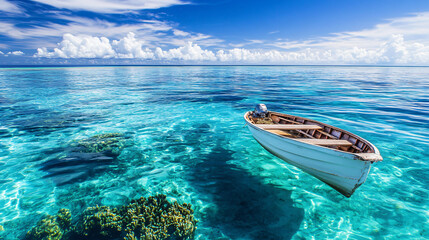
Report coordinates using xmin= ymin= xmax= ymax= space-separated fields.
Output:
xmin=1 ymin=0 xmax=429 ymax=65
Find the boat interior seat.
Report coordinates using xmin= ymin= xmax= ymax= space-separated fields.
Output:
xmin=267 ymin=129 xmax=294 ymax=137
xmin=295 ymin=139 xmax=353 ymax=146
xmin=255 ymin=124 xmax=323 ymax=130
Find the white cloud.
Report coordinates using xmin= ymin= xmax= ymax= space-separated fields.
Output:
xmin=221 ymin=35 xmax=428 ymax=65
xmin=0 ymin=51 xmax=4 ymax=55
xmin=0 ymin=0 xmax=21 ymax=13
xmin=229 ymin=39 xmax=265 ymax=48
xmin=25 ymin=10 xmax=429 ymax=65
xmin=271 ymin=12 xmax=429 ymax=51
xmin=35 ymin=33 xmax=216 ymax=61
xmin=7 ymin=51 xmax=24 ymax=56
xmin=173 ymin=29 xmax=189 ymax=37
xmin=32 ymin=0 xmax=188 ymax=13
xmin=155 ymin=42 xmax=217 ymax=61
xmin=0 ymin=22 xmax=27 ymax=39
xmin=0 ymin=17 xmax=171 ymax=40
xmin=0 ymin=16 xmax=223 ymax=49
xmin=34 ymin=32 xmax=429 ymax=65
xmin=36 ymin=33 xmax=115 ymax=58
xmin=164 ymin=32 xmax=224 ymax=48
xmin=112 ymin=32 xmax=154 ymax=58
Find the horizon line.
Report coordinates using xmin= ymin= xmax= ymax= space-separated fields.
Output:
xmin=1 ymin=64 xmax=429 ymax=68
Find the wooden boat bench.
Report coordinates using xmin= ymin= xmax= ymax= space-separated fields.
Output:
xmin=255 ymin=124 xmax=323 ymax=130
xmin=296 ymin=139 xmax=353 ymax=146
xmin=255 ymin=124 xmax=352 ymax=146
xmin=267 ymin=129 xmax=294 ymax=137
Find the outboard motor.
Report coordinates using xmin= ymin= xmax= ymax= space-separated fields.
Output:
xmin=253 ymin=104 xmax=268 ymax=118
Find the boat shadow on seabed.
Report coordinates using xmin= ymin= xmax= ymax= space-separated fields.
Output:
xmin=188 ymin=138 xmax=304 ymax=240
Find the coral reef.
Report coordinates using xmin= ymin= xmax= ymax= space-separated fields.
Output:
xmin=25 ymin=195 xmax=196 ymax=240
xmin=25 ymin=209 xmax=71 ymax=240
xmin=56 ymin=209 xmax=71 ymax=230
xmin=74 ymin=206 xmax=122 ymax=239
xmin=120 ymin=195 xmax=197 ymax=240
xmin=75 ymin=133 xmax=126 ymax=156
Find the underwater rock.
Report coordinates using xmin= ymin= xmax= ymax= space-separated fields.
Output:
xmin=41 ymin=152 xmax=116 ymax=186
xmin=41 ymin=133 xmax=130 ymax=186
xmin=74 ymin=133 xmax=126 ymax=157
xmin=25 ymin=209 xmax=70 ymax=240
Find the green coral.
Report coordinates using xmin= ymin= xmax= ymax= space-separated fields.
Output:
xmin=56 ymin=209 xmax=71 ymax=230
xmin=25 ymin=195 xmax=197 ymax=240
xmin=120 ymin=195 xmax=197 ymax=240
xmin=25 ymin=208 xmax=71 ymax=240
xmin=74 ymin=206 xmax=122 ymax=239
xmin=75 ymin=133 xmax=126 ymax=156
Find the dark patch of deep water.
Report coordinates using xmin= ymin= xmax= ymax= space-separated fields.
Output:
xmin=0 ymin=104 xmax=104 ymax=137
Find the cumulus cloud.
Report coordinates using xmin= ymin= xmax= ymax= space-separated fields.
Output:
xmin=35 ymin=33 xmax=216 ymax=61
xmin=0 ymin=51 xmax=4 ymax=55
xmin=36 ymin=33 xmax=115 ymax=58
xmin=223 ymin=35 xmax=429 ymax=64
xmin=7 ymin=51 xmax=24 ymax=56
xmin=0 ymin=0 xmax=21 ymax=13
xmin=34 ymin=32 xmax=429 ymax=65
xmin=32 ymin=0 xmax=188 ymax=13
xmin=112 ymin=32 xmax=153 ymax=58
xmin=155 ymin=42 xmax=217 ymax=61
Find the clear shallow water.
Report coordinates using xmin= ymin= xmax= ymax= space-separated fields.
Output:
xmin=0 ymin=66 xmax=428 ymax=239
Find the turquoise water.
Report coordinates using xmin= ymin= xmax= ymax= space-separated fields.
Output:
xmin=0 ymin=66 xmax=428 ymax=239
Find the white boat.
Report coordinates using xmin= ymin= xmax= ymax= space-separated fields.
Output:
xmin=244 ymin=104 xmax=382 ymax=197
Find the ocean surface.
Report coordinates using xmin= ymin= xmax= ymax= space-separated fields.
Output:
xmin=0 ymin=66 xmax=427 ymax=239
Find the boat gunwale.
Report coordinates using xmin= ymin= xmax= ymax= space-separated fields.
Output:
xmin=244 ymin=111 xmax=382 ymax=162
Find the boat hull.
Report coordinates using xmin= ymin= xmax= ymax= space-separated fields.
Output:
xmin=246 ymin=117 xmax=372 ymax=197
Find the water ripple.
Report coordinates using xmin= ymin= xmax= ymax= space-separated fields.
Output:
xmin=0 ymin=66 xmax=427 ymax=239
